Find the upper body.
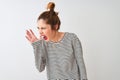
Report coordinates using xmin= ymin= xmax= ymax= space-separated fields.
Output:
xmin=25 ymin=2 xmax=88 ymax=80
xmin=31 ymin=32 xmax=87 ymax=80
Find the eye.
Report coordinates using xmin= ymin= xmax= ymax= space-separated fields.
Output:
xmin=37 ymin=27 xmax=46 ymax=30
xmin=41 ymin=27 xmax=46 ymax=29
xmin=37 ymin=27 xmax=39 ymax=29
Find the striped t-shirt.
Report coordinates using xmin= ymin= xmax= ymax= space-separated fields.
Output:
xmin=31 ymin=32 xmax=88 ymax=80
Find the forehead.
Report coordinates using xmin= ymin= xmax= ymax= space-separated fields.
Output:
xmin=37 ymin=19 xmax=47 ymax=26
xmin=37 ymin=19 xmax=51 ymax=29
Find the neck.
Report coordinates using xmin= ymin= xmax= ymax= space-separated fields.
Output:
xmin=50 ymin=31 xmax=60 ymax=42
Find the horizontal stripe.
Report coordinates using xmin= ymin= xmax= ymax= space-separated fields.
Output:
xmin=32 ymin=32 xmax=87 ymax=80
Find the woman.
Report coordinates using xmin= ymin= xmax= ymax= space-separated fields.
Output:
xmin=26 ymin=2 xmax=88 ymax=80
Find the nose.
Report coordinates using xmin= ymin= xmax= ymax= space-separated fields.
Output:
xmin=39 ymin=29 xmax=43 ymax=35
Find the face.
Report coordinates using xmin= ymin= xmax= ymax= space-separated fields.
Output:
xmin=37 ymin=19 xmax=54 ymax=41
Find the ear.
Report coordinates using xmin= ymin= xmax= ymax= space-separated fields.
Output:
xmin=54 ymin=24 xmax=58 ymax=30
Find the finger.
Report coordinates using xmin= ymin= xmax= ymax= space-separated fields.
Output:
xmin=29 ymin=29 xmax=38 ymax=40
xmin=29 ymin=29 xmax=35 ymax=36
xmin=39 ymin=35 xmax=42 ymax=40
xmin=26 ymin=30 xmax=32 ymax=39
xmin=25 ymin=35 xmax=31 ymax=42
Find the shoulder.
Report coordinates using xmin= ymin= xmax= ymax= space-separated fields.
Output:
xmin=65 ymin=32 xmax=82 ymax=44
xmin=65 ymin=32 xmax=79 ymax=39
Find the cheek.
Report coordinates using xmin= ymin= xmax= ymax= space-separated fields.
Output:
xmin=44 ymin=29 xmax=51 ymax=36
xmin=44 ymin=30 xmax=51 ymax=40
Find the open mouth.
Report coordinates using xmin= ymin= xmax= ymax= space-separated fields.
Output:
xmin=41 ymin=35 xmax=47 ymax=40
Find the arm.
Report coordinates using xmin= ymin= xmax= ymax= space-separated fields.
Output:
xmin=31 ymin=40 xmax=46 ymax=72
xmin=72 ymin=34 xmax=88 ymax=80
xmin=25 ymin=29 xmax=46 ymax=72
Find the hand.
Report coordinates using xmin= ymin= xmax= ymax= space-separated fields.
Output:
xmin=25 ymin=29 xmax=39 ymax=43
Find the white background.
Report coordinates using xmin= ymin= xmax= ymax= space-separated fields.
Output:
xmin=0 ymin=0 xmax=120 ymax=80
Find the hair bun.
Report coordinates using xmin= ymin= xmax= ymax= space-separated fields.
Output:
xmin=47 ymin=2 xmax=55 ymax=11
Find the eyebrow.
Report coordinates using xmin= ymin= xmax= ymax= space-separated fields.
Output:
xmin=37 ymin=26 xmax=46 ymax=29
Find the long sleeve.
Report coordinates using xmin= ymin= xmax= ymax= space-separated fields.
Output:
xmin=31 ymin=40 xmax=47 ymax=72
xmin=72 ymin=34 xmax=88 ymax=80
